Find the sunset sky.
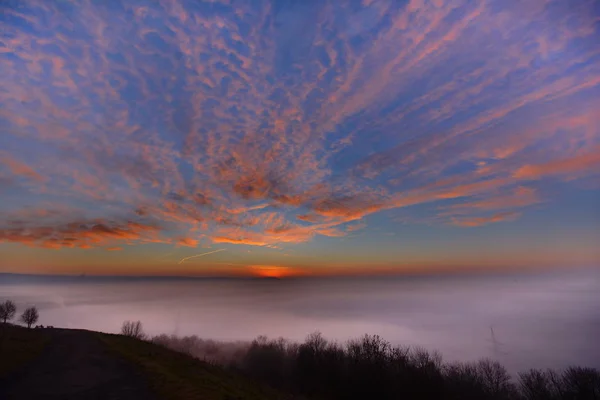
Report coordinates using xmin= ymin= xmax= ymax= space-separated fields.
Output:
xmin=1 ymin=0 xmax=599 ymax=277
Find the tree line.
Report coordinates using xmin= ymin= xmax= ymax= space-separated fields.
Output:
xmin=148 ymin=328 xmax=599 ymax=400
xmin=237 ymin=333 xmax=600 ymax=400
xmin=0 ymin=299 xmax=39 ymax=328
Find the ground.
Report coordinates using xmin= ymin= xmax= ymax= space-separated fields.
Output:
xmin=0 ymin=327 xmax=156 ymax=400
xmin=0 ymin=325 xmax=285 ymax=400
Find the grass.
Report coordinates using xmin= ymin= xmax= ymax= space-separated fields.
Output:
xmin=99 ymin=333 xmax=289 ymax=400
xmin=0 ymin=324 xmax=49 ymax=379
xmin=0 ymin=325 xmax=295 ymax=399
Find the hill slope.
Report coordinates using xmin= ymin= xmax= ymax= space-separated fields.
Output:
xmin=0 ymin=325 xmax=286 ymax=400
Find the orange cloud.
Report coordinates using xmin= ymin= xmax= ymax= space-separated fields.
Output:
xmin=212 ymin=236 xmax=268 ymax=247
xmin=176 ymin=237 xmax=198 ymax=247
xmin=514 ymin=148 xmax=600 ymax=180
xmin=297 ymin=214 xmax=322 ymax=223
xmin=451 ymin=212 xmax=521 ymax=227
xmin=311 ymin=195 xmax=385 ymax=222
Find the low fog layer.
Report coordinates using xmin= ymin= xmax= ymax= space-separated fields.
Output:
xmin=1 ymin=269 xmax=598 ymax=373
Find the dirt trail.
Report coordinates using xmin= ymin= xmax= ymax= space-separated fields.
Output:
xmin=2 ymin=329 xmax=156 ymax=400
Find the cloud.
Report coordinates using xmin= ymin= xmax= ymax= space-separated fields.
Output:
xmin=0 ymin=0 xmax=599 ymax=252
xmin=451 ymin=212 xmax=521 ymax=227
xmin=514 ymin=148 xmax=600 ymax=180
xmin=0 ymin=152 xmax=45 ymax=183
xmin=442 ymin=187 xmax=541 ymax=214
xmin=0 ymin=219 xmax=163 ymax=249
xmin=177 ymin=249 xmax=225 ymax=264
xmin=212 ymin=236 xmax=269 ymax=247
xmin=310 ymin=194 xmax=385 ymax=222
xmin=346 ymin=222 xmax=367 ymax=232
xmin=176 ymin=237 xmax=199 ymax=248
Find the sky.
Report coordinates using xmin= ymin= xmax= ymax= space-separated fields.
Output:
xmin=1 ymin=0 xmax=599 ymax=277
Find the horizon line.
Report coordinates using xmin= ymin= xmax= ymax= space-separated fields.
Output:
xmin=1 ymin=265 xmax=594 ymax=281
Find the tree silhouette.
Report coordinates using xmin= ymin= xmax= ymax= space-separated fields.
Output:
xmin=0 ymin=300 xmax=17 ymax=323
xmin=20 ymin=306 xmax=39 ymax=328
xmin=121 ymin=320 xmax=145 ymax=339
xmin=155 ymin=330 xmax=600 ymax=400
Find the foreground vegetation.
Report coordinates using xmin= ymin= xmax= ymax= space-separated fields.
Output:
xmin=154 ymin=332 xmax=600 ymax=400
xmin=100 ymin=332 xmax=283 ymax=400
xmin=1 ymin=316 xmax=598 ymax=399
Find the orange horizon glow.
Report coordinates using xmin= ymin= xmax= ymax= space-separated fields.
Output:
xmin=1 ymin=257 xmax=595 ymax=280
xmin=248 ymin=265 xmax=299 ymax=279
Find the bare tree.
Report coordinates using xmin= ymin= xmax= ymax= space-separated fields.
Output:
xmin=20 ymin=306 xmax=39 ymax=328
xmin=477 ymin=358 xmax=518 ymax=398
xmin=0 ymin=300 xmax=17 ymax=323
xmin=121 ymin=320 xmax=145 ymax=340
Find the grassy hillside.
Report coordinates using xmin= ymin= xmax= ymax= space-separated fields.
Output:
xmin=0 ymin=325 xmax=291 ymax=400
xmin=0 ymin=324 xmax=49 ymax=379
xmin=99 ymin=333 xmax=288 ymax=400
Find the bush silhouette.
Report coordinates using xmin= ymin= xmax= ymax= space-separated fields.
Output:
xmin=121 ymin=320 xmax=145 ymax=340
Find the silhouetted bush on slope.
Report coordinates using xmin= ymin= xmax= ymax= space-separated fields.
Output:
xmin=121 ymin=320 xmax=145 ymax=340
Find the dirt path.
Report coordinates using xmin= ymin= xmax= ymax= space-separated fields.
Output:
xmin=1 ymin=329 xmax=156 ymax=400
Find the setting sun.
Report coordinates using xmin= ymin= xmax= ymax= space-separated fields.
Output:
xmin=249 ymin=265 xmax=290 ymax=279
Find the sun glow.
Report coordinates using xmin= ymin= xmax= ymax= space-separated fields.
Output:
xmin=249 ymin=265 xmax=291 ymax=279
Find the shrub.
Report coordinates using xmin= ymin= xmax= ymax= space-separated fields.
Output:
xmin=121 ymin=320 xmax=145 ymax=340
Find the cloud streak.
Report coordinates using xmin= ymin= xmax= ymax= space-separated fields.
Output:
xmin=177 ymin=249 xmax=226 ymax=265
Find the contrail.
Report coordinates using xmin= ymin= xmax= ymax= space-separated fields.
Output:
xmin=177 ymin=249 xmax=225 ymax=264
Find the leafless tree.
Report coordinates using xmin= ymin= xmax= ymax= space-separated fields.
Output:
xmin=121 ymin=320 xmax=145 ymax=340
xmin=20 ymin=306 xmax=39 ymax=328
xmin=0 ymin=300 xmax=17 ymax=323
xmin=477 ymin=358 xmax=518 ymax=398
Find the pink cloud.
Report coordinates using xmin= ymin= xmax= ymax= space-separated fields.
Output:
xmin=514 ymin=148 xmax=600 ymax=180
xmin=451 ymin=212 xmax=521 ymax=227
xmin=0 ymin=152 xmax=45 ymax=183
xmin=443 ymin=186 xmax=540 ymax=214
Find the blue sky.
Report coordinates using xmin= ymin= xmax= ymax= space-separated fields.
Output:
xmin=1 ymin=0 xmax=599 ymax=276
